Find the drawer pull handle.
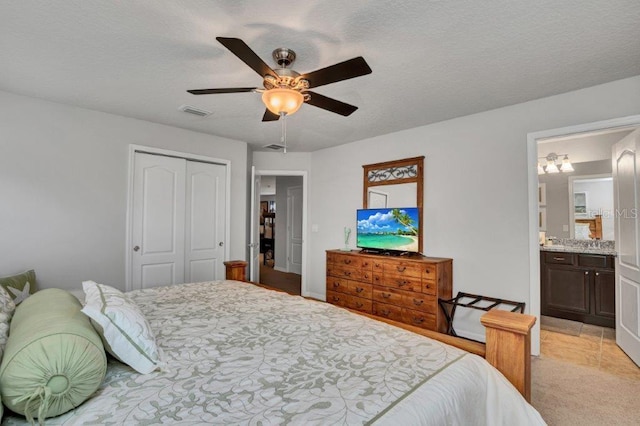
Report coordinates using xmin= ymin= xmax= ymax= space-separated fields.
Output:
xmin=425 ymin=284 xmax=431 ymax=289
xmin=397 ymin=266 xmax=407 ymax=272
xmin=553 ymin=257 xmax=565 ymax=261
xmin=596 ymin=272 xmax=600 ymax=276
xmin=381 ymin=309 xmax=390 ymax=316
xmin=333 ymin=282 xmax=340 ymax=288
xmin=398 ymin=280 xmax=409 ymax=286
xmin=424 ymin=269 xmax=431 ymax=274
xmin=356 ymin=302 xmax=363 ymax=308
xmin=356 ymin=287 xmax=364 ymax=293
xmin=332 ymin=296 xmax=340 ymax=302
xmin=585 ymin=271 xmax=589 ymax=275
xmin=413 ymin=317 xmax=425 ymax=324
xmin=382 ymin=293 xmax=391 ymax=299
xmin=344 ymin=259 xmax=352 ymax=265
xmin=362 ymin=262 xmax=369 ymax=267
xmin=363 ymin=273 xmax=369 ymax=279
xmin=344 ymin=271 xmax=351 ymax=276
xmin=413 ymin=299 xmax=424 ymax=306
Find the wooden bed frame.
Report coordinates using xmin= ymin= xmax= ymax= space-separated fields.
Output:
xmin=224 ymin=261 xmax=535 ymax=402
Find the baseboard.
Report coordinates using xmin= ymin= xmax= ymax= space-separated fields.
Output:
xmin=303 ymin=291 xmax=325 ymax=301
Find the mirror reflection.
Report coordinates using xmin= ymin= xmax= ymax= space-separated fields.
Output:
xmin=571 ymin=176 xmax=613 ymax=240
xmin=367 ymin=183 xmax=417 ymax=209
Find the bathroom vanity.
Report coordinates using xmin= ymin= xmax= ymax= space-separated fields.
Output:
xmin=540 ymin=244 xmax=615 ymax=328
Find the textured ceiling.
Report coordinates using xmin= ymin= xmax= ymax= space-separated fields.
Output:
xmin=1 ymin=1 xmax=639 ymax=152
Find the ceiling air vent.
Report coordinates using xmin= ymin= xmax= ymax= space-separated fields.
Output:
xmin=264 ymin=144 xmax=285 ymax=151
xmin=178 ymin=105 xmax=212 ymax=117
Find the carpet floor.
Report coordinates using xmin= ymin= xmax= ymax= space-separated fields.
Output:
xmin=532 ymin=355 xmax=640 ymax=425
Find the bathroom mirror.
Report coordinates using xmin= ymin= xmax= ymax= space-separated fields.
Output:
xmin=363 ymin=156 xmax=424 ymax=253
xmin=569 ymin=174 xmax=613 ymax=240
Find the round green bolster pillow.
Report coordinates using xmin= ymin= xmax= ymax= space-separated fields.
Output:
xmin=0 ymin=288 xmax=107 ymax=422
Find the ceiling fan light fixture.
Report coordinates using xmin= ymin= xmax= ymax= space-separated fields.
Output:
xmin=262 ymin=88 xmax=304 ymax=116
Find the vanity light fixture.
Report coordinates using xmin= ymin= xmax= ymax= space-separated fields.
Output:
xmin=538 ymin=153 xmax=574 ymax=174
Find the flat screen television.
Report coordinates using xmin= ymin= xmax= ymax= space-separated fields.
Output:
xmin=356 ymin=207 xmax=420 ymax=254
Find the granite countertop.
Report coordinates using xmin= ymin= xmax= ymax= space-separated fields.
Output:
xmin=540 ymin=245 xmax=617 ymax=256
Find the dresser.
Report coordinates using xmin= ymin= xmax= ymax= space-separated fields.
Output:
xmin=326 ymin=250 xmax=453 ymax=333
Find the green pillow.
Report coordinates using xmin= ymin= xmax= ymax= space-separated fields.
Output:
xmin=0 ymin=288 xmax=107 ymax=423
xmin=0 ymin=270 xmax=37 ymax=305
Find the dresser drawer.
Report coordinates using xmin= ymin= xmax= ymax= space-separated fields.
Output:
xmin=422 ymin=281 xmax=436 ymax=295
xmin=326 ymin=277 xmax=349 ymax=293
xmin=401 ymin=293 xmax=437 ymax=314
xmin=326 ymin=290 xmax=348 ymax=307
xmin=346 ymin=281 xmax=372 ymax=299
xmin=422 ymin=264 xmax=437 ymax=281
xmin=327 ymin=264 xmax=373 ymax=283
xmin=401 ymin=308 xmax=436 ymax=330
xmin=372 ymin=286 xmax=404 ymax=305
xmin=376 ymin=273 xmax=421 ymax=292
xmin=327 ymin=290 xmax=372 ymax=313
xmin=333 ymin=253 xmax=373 ymax=270
xmin=373 ymin=302 xmax=403 ymax=322
xmin=382 ymin=260 xmax=422 ymax=278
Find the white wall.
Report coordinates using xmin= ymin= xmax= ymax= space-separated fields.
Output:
xmin=0 ymin=90 xmax=248 ymax=291
xmin=307 ymin=75 xmax=640 ymax=340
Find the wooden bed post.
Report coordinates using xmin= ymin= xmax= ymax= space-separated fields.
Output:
xmin=224 ymin=260 xmax=247 ymax=282
xmin=481 ymin=310 xmax=536 ymax=402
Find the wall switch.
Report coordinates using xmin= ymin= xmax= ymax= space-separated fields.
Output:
xmin=563 ymin=225 xmax=569 ymax=232
xmin=311 ymin=224 xmax=319 ymax=233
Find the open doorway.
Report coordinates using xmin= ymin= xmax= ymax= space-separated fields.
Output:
xmin=250 ymin=170 xmax=308 ymax=296
xmin=528 ymin=116 xmax=640 ymax=375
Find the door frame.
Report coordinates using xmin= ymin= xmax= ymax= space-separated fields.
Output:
xmin=126 ymin=144 xmax=231 ymax=291
xmin=527 ymin=115 xmax=640 ymax=355
xmin=254 ymin=169 xmax=308 ymax=297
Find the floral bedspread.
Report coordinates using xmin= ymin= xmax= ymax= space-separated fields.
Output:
xmin=5 ymin=281 xmax=473 ymax=425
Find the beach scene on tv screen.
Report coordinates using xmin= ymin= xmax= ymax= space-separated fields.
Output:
xmin=357 ymin=208 xmax=419 ymax=252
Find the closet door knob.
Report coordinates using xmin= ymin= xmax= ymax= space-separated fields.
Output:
xmin=219 ymin=242 xmax=224 ymax=246
xmin=133 ymin=246 xmax=140 ymax=252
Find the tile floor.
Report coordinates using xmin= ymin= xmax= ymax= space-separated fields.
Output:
xmin=540 ymin=323 xmax=640 ymax=380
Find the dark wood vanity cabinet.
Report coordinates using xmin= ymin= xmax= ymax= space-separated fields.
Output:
xmin=541 ymin=251 xmax=615 ymax=328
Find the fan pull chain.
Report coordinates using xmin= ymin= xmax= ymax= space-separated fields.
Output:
xmin=280 ymin=112 xmax=287 ymax=154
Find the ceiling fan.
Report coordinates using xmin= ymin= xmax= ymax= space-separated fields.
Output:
xmin=187 ymin=37 xmax=372 ymax=122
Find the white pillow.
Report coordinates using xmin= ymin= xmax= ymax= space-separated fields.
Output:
xmin=81 ymin=281 xmax=161 ymax=374
xmin=0 ymin=286 xmax=16 ymax=359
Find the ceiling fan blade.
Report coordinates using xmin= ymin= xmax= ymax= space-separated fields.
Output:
xmin=262 ymin=109 xmax=280 ymax=122
xmin=301 ymin=57 xmax=372 ymax=89
xmin=305 ymin=91 xmax=358 ymax=116
xmin=216 ymin=37 xmax=277 ymax=78
xmin=187 ymin=87 xmax=256 ymax=95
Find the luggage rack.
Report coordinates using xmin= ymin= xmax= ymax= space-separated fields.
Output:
xmin=438 ymin=292 xmax=525 ymax=339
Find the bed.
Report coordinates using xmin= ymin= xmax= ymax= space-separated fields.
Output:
xmin=2 ymin=277 xmax=544 ymax=425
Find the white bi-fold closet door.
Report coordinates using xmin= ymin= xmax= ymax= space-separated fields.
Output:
xmin=131 ymin=152 xmax=226 ymax=289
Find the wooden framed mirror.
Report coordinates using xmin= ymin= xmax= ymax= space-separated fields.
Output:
xmin=362 ymin=156 xmax=424 ymax=253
